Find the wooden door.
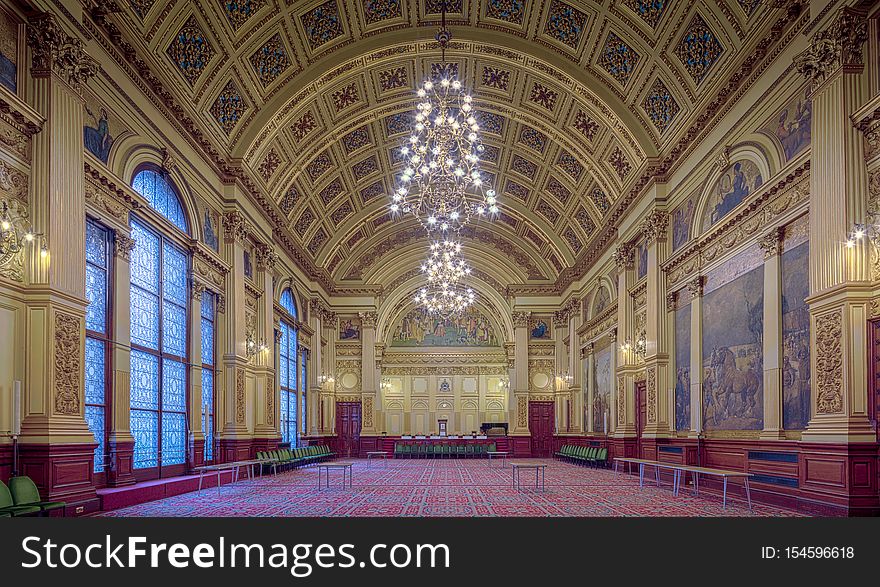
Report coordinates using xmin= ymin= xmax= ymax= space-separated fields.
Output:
xmin=336 ymin=402 xmax=361 ymax=457
xmin=528 ymin=401 xmax=555 ymax=457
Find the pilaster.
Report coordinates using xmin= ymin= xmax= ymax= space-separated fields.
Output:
xmin=760 ymin=229 xmax=786 ymax=439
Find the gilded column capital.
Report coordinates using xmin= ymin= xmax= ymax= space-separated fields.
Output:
xmin=222 ymin=210 xmax=250 ymax=244
xmin=191 ymin=281 xmax=206 ymax=302
xmin=640 ymin=210 xmax=669 ymax=245
xmin=358 ymin=311 xmax=377 ymax=329
xmin=759 ymin=228 xmax=783 ymax=260
xmin=113 ymin=232 xmax=136 ymax=262
xmin=512 ymin=311 xmax=531 ymax=328
xmin=254 ymin=242 xmax=277 ymax=272
xmin=552 ymin=310 xmax=569 ymax=328
xmin=665 ymin=291 xmax=677 ymax=312
xmin=795 ymin=7 xmax=868 ymax=86
xmin=26 ymin=13 xmax=98 ymax=93
xmin=686 ymin=276 xmax=705 ymax=298
xmin=612 ymin=244 xmax=634 ymax=273
xmin=215 ymin=292 xmax=226 ymax=314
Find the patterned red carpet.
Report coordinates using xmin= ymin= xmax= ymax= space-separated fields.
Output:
xmin=96 ymin=459 xmax=801 ymax=517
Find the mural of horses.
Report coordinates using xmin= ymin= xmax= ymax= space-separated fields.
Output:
xmin=706 ymin=346 xmax=760 ymax=424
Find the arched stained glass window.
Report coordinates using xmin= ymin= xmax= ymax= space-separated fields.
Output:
xmin=132 ymin=168 xmax=189 ymax=233
xmin=280 ymin=288 xmax=297 ymax=319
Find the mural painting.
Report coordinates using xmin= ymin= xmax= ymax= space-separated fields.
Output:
xmin=636 ymin=240 xmax=648 ymax=280
xmin=675 ymin=301 xmax=691 ymax=431
xmin=530 ymin=317 xmax=551 ymax=339
xmin=702 ymin=247 xmax=764 ymax=431
xmin=339 ymin=316 xmax=361 ymax=340
xmin=202 ymin=204 xmax=220 ymax=251
xmin=0 ymin=8 xmax=17 ymax=93
xmin=702 ymin=160 xmax=763 ymax=230
xmin=765 ymin=87 xmax=812 ymax=161
xmin=593 ymin=287 xmax=611 ymax=316
xmin=671 ymin=195 xmax=695 ymax=251
xmin=243 ymin=248 xmax=253 ymax=279
xmin=592 ymin=343 xmax=613 ymax=433
xmin=781 ymin=237 xmax=810 ymax=430
xmin=391 ymin=308 xmax=498 ymax=347
xmin=83 ymin=92 xmax=118 ymax=164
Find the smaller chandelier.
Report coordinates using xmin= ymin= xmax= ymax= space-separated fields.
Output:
xmin=421 ymin=240 xmax=472 ymax=286
xmin=0 ymin=200 xmax=46 ymax=260
xmin=414 ymin=283 xmax=475 ymax=318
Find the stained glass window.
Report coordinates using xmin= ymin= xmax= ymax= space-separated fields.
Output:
xmin=201 ymin=292 xmax=216 ymax=462
xmin=132 ymin=168 xmax=189 ymax=232
xmin=280 ymin=288 xmax=297 ymax=319
xmin=85 ymin=220 xmax=111 ymax=474
xmin=128 ymin=210 xmax=190 ymax=474
xmin=279 ymin=319 xmax=298 ymax=446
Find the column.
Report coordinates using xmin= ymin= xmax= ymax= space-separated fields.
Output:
xmin=511 ymin=312 xmax=530 ymax=436
xmin=664 ymin=291 xmax=677 ymax=436
xmin=252 ymin=243 xmax=278 ymax=450
xmin=553 ymin=310 xmax=569 ymax=433
xmin=584 ymin=343 xmax=594 ymax=434
xmin=359 ymin=311 xmax=377 ymax=436
xmin=187 ymin=282 xmax=204 ymax=468
xmin=641 ymin=210 xmax=671 ymax=438
xmin=759 ymin=229 xmax=785 ymax=439
xmin=795 ymin=8 xmax=875 ymax=442
xmin=568 ymin=301 xmax=583 ymax=433
xmin=612 ymin=244 xmax=636 ymax=437
xmin=218 ymin=210 xmax=251 ymax=461
xmin=687 ymin=277 xmax=704 ymax=436
xmin=322 ymin=312 xmax=337 ymax=434
xmin=19 ymin=13 xmax=99 ymax=509
xmin=307 ymin=299 xmax=324 ymax=437
xmin=107 ymin=231 xmax=136 ymax=486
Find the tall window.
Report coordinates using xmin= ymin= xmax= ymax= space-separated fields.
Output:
xmin=279 ymin=289 xmax=298 ymax=446
xmin=85 ymin=220 xmax=111 ymax=474
xmin=301 ymin=348 xmax=308 ymax=437
xmin=130 ymin=167 xmax=189 ymax=478
xmin=201 ymin=292 xmax=216 ymax=462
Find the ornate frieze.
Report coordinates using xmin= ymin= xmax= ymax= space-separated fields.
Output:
xmin=26 ymin=13 xmax=98 ymax=93
xmin=54 ymin=311 xmax=82 ymax=415
xmin=0 ymin=160 xmax=28 ymax=204
xmin=815 ymin=310 xmax=843 ymax=414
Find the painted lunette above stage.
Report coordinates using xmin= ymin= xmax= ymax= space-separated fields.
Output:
xmin=391 ymin=308 xmax=498 ymax=347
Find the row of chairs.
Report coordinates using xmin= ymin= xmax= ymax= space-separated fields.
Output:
xmin=394 ymin=442 xmax=497 ymax=458
xmin=555 ymin=445 xmax=608 ymax=468
xmin=256 ymin=445 xmax=335 ymax=474
xmin=1 ymin=476 xmax=66 ymax=517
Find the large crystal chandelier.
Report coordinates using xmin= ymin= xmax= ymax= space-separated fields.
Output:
xmin=389 ymin=3 xmax=498 ymax=235
xmin=414 ymin=283 xmax=475 ymax=319
xmin=421 ymin=240 xmax=472 ymax=285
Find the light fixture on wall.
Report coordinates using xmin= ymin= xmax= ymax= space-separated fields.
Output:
xmin=381 ymin=377 xmax=392 ymax=392
xmin=246 ymin=332 xmax=268 ymax=359
xmin=0 ymin=200 xmax=47 ymax=266
xmin=620 ymin=330 xmax=647 ymax=358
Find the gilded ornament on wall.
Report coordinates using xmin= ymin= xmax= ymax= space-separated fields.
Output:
xmin=54 ymin=311 xmax=82 ymax=415
xmin=815 ymin=311 xmax=843 ymax=414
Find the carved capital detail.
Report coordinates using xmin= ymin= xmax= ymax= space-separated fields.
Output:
xmin=815 ymin=310 xmax=843 ymax=414
xmin=113 ymin=232 xmax=136 ymax=262
xmin=612 ymin=244 xmax=634 ymax=273
xmin=686 ymin=276 xmax=705 ymax=298
xmin=512 ymin=311 xmax=531 ymax=328
xmin=759 ymin=228 xmax=783 ymax=260
xmin=215 ymin=293 xmax=227 ymax=314
xmin=191 ymin=281 xmax=205 ymax=302
xmin=665 ymin=291 xmax=677 ymax=312
xmin=358 ymin=311 xmax=377 ymax=328
xmin=640 ymin=210 xmax=669 ymax=245
xmin=222 ymin=211 xmax=249 ymax=244
xmin=254 ymin=242 xmax=277 ymax=272
xmin=795 ymin=7 xmax=867 ymax=85
xmin=26 ymin=13 xmax=98 ymax=93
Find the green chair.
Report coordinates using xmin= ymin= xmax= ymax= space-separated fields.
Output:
xmin=418 ymin=444 xmax=427 ymax=459
xmin=591 ymin=448 xmax=608 ymax=468
xmin=477 ymin=444 xmax=488 ymax=458
xmin=432 ymin=443 xmax=443 ymax=459
xmin=394 ymin=443 xmax=404 ymax=458
xmin=8 ymin=477 xmax=65 ymax=515
xmin=456 ymin=444 xmax=466 ymax=458
xmin=465 ymin=444 xmax=476 ymax=459
xmin=442 ymin=444 xmax=452 ymax=459
xmin=0 ymin=480 xmax=40 ymax=517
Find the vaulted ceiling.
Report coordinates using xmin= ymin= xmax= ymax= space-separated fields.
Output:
xmin=103 ymin=0 xmax=791 ymax=295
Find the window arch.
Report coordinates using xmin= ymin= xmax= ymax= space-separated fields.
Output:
xmin=132 ymin=167 xmax=189 ymax=233
xmin=280 ymin=288 xmax=297 ymax=319
xmin=128 ymin=168 xmax=191 ymax=480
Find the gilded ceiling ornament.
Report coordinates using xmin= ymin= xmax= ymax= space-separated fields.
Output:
xmin=623 ymin=0 xmax=667 ymax=29
xmin=544 ymin=0 xmax=588 ymax=50
xmin=166 ymin=15 xmax=215 ymax=86
xmin=598 ymin=32 xmax=640 ymax=87
xmin=607 ymin=146 xmax=631 ymax=180
xmin=307 ymin=227 xmax=328 ymax=256
xmin=643 ymin=78 xmax=680 ymax=133
xmin=222 ymin=0 xmax=266 ymax=31
xmin=250 ymin=33 xmax=290 ymax=87
xmin=300 ymin=0 xmax=344 ymax=51
xmin=674 ymin=13 xmax=724 ymax=84
xmin=210 ymin=80 xmax=248 ymax=135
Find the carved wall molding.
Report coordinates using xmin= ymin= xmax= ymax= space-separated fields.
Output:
xmin=235 ymin=368 xmax=246 ymax=424
xmin=815 ymin=310 xmax=843 ymax=414
xmin=612 ymin=243 xmax=634 ymax=273
xmin=616 ymin=375 xmax=626 ymax=425
xmin=266 ymin=375 xmax=275 ymax=427
xmin=0 ymin=160 xmax=28 ymax=204
xmin=191 ymin=281 xmax=205 ymax=302
xmin=517 ymin=395 xmax=528 ymax=428
xmin=54 ymin=311 xmax=82 ymax=415
xmin=362 ymin=395 xmax=374 ymax=429
xmin=646 ymin=366 xmax=657 ymax=423
xmin=254 ymin=242 xmax=278 ymax=273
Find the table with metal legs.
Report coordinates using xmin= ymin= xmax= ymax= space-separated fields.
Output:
xmin=487 ymin=451 xmax=509 ymax=467
xmin=317 ymin=462 xmax=354 ymax=490
xmin=511 ymin=462 xmax=546 ymax=492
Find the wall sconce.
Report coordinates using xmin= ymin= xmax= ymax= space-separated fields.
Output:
xmin=0 ymin=200 xmax=46 ymax=263
xmin=246 ymin=332 xmax=267 ymax=359
xmin=554 ymin=370 xmax=573 ymax=388
xmin=620 ymin=330 xmax=647 ymax=358
xmin=380 ymin=377 xmax=392 ymax=392
xmin=498 ymin=377 xmax=509 ymax=392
